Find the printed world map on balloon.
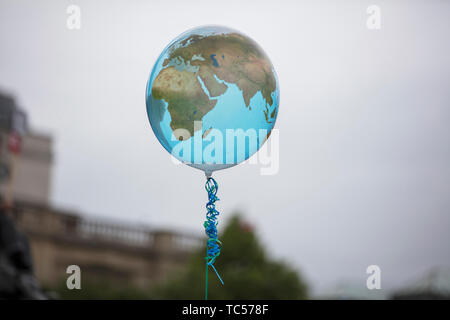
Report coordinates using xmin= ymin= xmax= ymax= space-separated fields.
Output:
xmin=146 ymin=26 xmax=279 ymax=173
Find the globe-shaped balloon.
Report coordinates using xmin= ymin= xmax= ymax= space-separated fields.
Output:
xmin=146 ymin=26 xmax=279 ymax=175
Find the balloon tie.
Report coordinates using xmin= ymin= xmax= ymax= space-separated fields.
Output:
xmin=204 ymin=176 xmax=224 ymax=300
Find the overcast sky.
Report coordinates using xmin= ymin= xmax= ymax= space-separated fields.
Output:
xmin=1 ymin=0 xmax=449 ymax=295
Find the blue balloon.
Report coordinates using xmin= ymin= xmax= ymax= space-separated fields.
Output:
xmin=146 ymin=25 xmax=279 ymax=176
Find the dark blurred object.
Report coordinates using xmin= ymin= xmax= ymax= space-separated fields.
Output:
xmin=0 ymin=93 xmax=28 ymax=135
xmin=0 ymin=204 xmax=47 ymax=299
xmin=0 ymin=159 xmax=10 ymax=183
xmin=391 ymin=267 xmax=450 ymax=300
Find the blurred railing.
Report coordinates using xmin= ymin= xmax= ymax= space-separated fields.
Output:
xmin=78 ymin=219 xmax=154 ymax=247
xmin=12 ymin=200 xmax=203 ymax=253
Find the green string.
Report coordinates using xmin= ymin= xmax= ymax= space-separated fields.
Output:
xmin=204 ymin=176 xmax=224 ymax=300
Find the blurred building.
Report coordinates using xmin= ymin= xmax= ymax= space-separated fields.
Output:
xmin=0 ymin=92 xmax=52 ymax=204
xmin=0 ymin=133 xmax=52 ymax=204
xmin=0 ymin=92 xmax=202 ymax=291
xmin=10 ymin=201 xmax=202 ymax=289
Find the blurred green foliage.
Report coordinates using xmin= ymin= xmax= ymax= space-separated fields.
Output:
xmin=153 ymin=214 xmax=308 ymax=299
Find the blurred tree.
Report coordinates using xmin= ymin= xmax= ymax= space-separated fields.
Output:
xmin=154 ymin=214 xmax=308 ymax=299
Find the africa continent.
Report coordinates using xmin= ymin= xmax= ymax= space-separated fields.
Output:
xmin=151 ymin=32 xmax=277 ymax=137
